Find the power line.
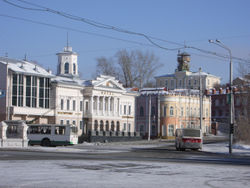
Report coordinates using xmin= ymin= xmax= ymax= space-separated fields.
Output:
xmin=2 ymin=0 xmax=250 ymax=64
xmin=3 ymin=0 xmax=183 ymax=51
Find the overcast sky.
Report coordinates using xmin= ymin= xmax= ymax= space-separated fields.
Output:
xmin=0 ymin=0 xmax=250 ymax=83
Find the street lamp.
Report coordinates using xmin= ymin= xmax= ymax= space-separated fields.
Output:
xmin=209 ymin=39 xmax=234 ymax=154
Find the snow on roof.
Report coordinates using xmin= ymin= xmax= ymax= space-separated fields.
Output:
xmin=140 ymin=88 xmax=200 ymax=96
xmin=155 ymin=74 xmax=175 ymax=78
xmin=155 ymin=71 xmax=220 ymax=79
xmin=52 ymin=75 xmax=90 ymax=86
xmin=0 ymin=57 xmax=54 ymax=77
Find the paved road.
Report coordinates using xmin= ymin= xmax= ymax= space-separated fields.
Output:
xmin=1 ymin=141 xmax=250 ymax=166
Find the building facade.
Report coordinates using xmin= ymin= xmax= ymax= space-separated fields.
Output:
xmin=0 ymin=46 xmax=138 ymax=140
xmin=136 ymin=88 xmax=211 ymax=139
xmin=155 ymin=52 xmax=220 ymax=90
xmin=0 ymin=57 xmax=54 ymax=124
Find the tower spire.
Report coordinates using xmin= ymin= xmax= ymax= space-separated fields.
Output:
xmin=67 ymin=32 xmax=69 ymax=49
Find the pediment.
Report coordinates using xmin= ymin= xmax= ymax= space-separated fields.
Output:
xmin=94 ymin=78 xmax=125 ymax=91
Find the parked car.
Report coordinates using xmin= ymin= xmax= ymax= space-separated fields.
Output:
xmin=175 ymin=128 xmax=202 ymax=151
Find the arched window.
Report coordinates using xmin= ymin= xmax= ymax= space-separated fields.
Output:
xmin=94 ymin=120 xmax=98 ymax=131
xmin=73 ymin=63 xmax=76 ymax=74
xmin=111 ymin=121 xmax=115 ymax=131
xmin=100 ymin=120 xmax=104 ymax=131
xmin=140 ymin=106 xmax=144 ymax=117
xmin=105 ymin=121 xmax=109 ymax=131
xmin=64 ymin=62 xmax=69 ymax=74
xmin=116 ymin=121 xmax=120 ymax=132
xmin=170 ymin=106 xmax=174 ymax=116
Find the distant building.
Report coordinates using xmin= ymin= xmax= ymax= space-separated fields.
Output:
xmin=136 ymin=88 xmax=211 ymax=139
xmin=207 ymin=86 xmax=249 ymax=133
xmin=155 ymin=52 xmax=220 ymax=90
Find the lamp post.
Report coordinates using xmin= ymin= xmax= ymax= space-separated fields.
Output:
xmin=209 ymin=39 xmax=234 ymax=154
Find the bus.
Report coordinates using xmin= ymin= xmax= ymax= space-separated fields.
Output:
xmin=27 ymin=124 xmax=78 ymax=146
xmin=175 ymin=128 xmax=203 ymax=151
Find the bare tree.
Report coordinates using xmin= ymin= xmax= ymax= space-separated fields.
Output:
xmin=96 ymin=57 xmax=118 ymax=78
xmin=95 ymin=49 xmax=161 ymax=88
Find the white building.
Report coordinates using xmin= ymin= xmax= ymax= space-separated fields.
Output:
xmin=0 ymin=57 xmax=54 ymax=124
xmin=0 ymin=45 xmax=138 ymax=139
xmin=155 ymin=52 xmax=220 ymax=90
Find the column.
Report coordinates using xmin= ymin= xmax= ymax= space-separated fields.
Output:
xmin=108 ymin=97 xmax=110 ymax=116
xmin=97 ymin=96 xmax=100 ymax=116
xmin=103 ymin=97 xmax=105 ymax=115
xmin=91 ymin=96 xmax=94 ymax=114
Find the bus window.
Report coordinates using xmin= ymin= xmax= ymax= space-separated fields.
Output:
xmin=55 ymin=126 xmax=65 ymax=135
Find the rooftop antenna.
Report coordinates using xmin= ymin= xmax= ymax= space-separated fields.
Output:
xmin=5 ymin=52 xmax=8 ymax=57
xmin=24 ymin=53 xmax=27 ymax=61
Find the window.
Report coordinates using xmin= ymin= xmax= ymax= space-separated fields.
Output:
xmin=194 ymin=80 xmax=197 ymax=85
xmin=64 ymin=62 xmax=69 ymax=74
xmin=80 ymin=121 xmax=83 ymax=129
xmin=170 ymin=106 xmax=174 ymax=116
xmin=67 ymin=100 xmax=70 ymax=110
xmin=116 ymin=121 xmax=120 ymax=132
xmin=60 ymin=120 xmax=63 ymax=125
xmin=171 ymin=80 xmax=174 ymax=88
xmin=80 ymin=101 xmax=83 ymax=111
xmin=105 ymin=121 xmax=109 ymax=131
xmin=31 ymin=76 xmax=37 ymax=108
xmin=94 ymin=120 xmax=98 ymax=131
xmin=165 ymin=80 xmax=168 ymax=87
xmin=128 ymin=123 xmax=131 ymax=132
xmin=162 ymin=125 xmax=167 ymax=136
xmin=73 ymin=100 xmax=76 ymax=111
xmin=181 ymin=107 xmax=184 ymax=116
xmin=124 ymin=105 xmax=127 ymax=115
xmin=140 ymin=106 xmax=144 ymax=117
xmin=123 ymin=123 xmax=126 ymax=131
xmin=179 ymin=80 xmax=182 ymax=87
xmin=186 ymin=107 xmax=189 ymax=116
xmin=85 ymin=101 xmax=89 ymax=111
xmin=66 ymin=120 xmax=70 ymax=125
xmin=61 ymin=99 xmax=64 ymax=110
xmin=26 ymin=76 xmax=31 ymax=107
xmin=73 ymin=63 xmax=76 ymax=74
xmin=18 ymin=74 xmax=23 ymax=107
xmin=188 ymin=80 xmax=191 ymax=86
xmin=55 ymin=126 xmax=65 ymax=135
xmin=168 ymin=125 xmax=174 ymax=136
xmin=128 ymin=105 xmax=131 ymax=115
xmin=12 ymin=74 xmax=18 ymax=106
xmin=45 ymin=78 xmax=50 ymax=108
xmin=100 ymin=120 xmax=104 ymax=131
xmin=72 ymin=120 xmax=76 ymax=125
xmin=164 ymin=106 xmax=167 ymax=117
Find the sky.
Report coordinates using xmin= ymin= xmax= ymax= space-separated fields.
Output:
xmin=0 ymin=0 xmax=250 ymax=83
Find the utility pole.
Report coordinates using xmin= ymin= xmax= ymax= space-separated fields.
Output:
xmin=209 ymin=39 xmax=234 ymax=154
xmin=148 ymin=94 xmax=151 ymax=141
xmin=199 ymin=68 xmax=203 ymax=131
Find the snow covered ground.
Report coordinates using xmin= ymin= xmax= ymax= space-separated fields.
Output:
xmin=0 ymin=159 xmax=250 ymax=188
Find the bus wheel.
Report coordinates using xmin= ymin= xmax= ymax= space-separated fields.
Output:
xmin=41 ymin=138 xmax=51 ymax=147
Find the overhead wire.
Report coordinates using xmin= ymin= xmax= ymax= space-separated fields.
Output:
xmin=1 ymin=0 xmax=250 ymax=64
